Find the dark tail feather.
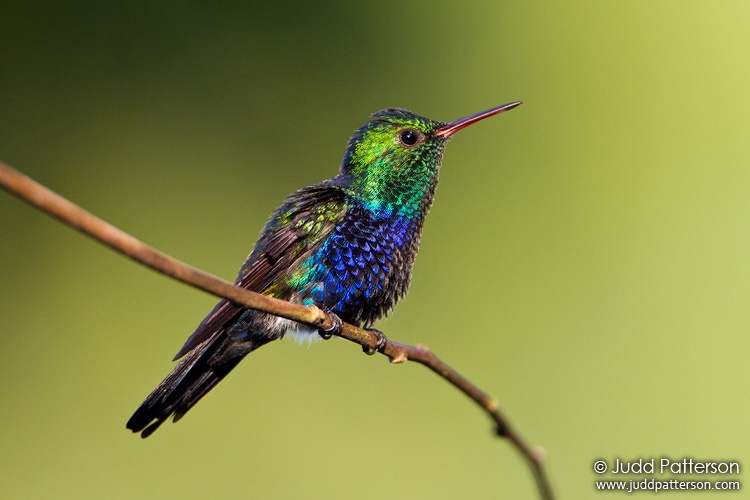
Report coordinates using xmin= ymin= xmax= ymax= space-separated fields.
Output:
xmin=126 ymin=333 xmax=270 ymax=438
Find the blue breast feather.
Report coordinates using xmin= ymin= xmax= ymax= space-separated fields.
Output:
xmin=298 ymin=205 xmax=418 ymax=328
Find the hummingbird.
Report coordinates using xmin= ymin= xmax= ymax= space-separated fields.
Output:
xmin=127 ymin=101 xmax=522 ymax=437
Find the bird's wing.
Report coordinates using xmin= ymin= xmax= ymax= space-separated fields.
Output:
xmin=172 ymin=183 xmax=348 ymax=360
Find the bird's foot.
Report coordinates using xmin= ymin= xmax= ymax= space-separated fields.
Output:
xmin=363 ymin=328 xmax=388 ymax=355
xmin=319 ymin=310 xmax=343 ymax=340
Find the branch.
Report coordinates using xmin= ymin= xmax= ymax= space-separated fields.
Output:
xmin=0 ymin=160 xmax=554 ymax=499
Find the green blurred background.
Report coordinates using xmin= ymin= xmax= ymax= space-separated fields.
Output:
xmin=2 ymin=2 xmax=749 ymax=498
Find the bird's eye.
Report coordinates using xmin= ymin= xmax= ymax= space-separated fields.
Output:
xmin=399 ymin=129 xmax=420 ymax=147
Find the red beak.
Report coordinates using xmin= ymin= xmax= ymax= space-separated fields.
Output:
xmin=436 ymin=101 xmax=523 ymax=138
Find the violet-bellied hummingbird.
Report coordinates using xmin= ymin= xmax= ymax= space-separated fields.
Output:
xmin=127 ymin=101 xmax=522 ymax=437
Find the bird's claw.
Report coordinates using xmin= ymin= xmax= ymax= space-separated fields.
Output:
xmin=319 ymin=310 xmax=343 ymax=340
xmin=363 ymin=328 xmax=388 ymax=355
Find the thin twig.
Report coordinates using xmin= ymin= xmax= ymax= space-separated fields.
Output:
xmin=0 ymin=160 xmax=554 ymax=499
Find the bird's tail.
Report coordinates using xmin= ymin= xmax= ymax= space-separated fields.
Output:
xmin=126 ymin=332 xmax=271 ymax=438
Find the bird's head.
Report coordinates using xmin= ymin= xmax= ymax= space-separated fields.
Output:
xmin=340 ymin=102 xmax=521 ymax=217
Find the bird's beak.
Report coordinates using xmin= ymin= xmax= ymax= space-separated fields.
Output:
xmin=436 ymin=101 xmax=523 ymax=138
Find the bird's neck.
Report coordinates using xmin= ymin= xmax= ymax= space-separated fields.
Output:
xmin=338 ymin=164 xmax=440 ymax=221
